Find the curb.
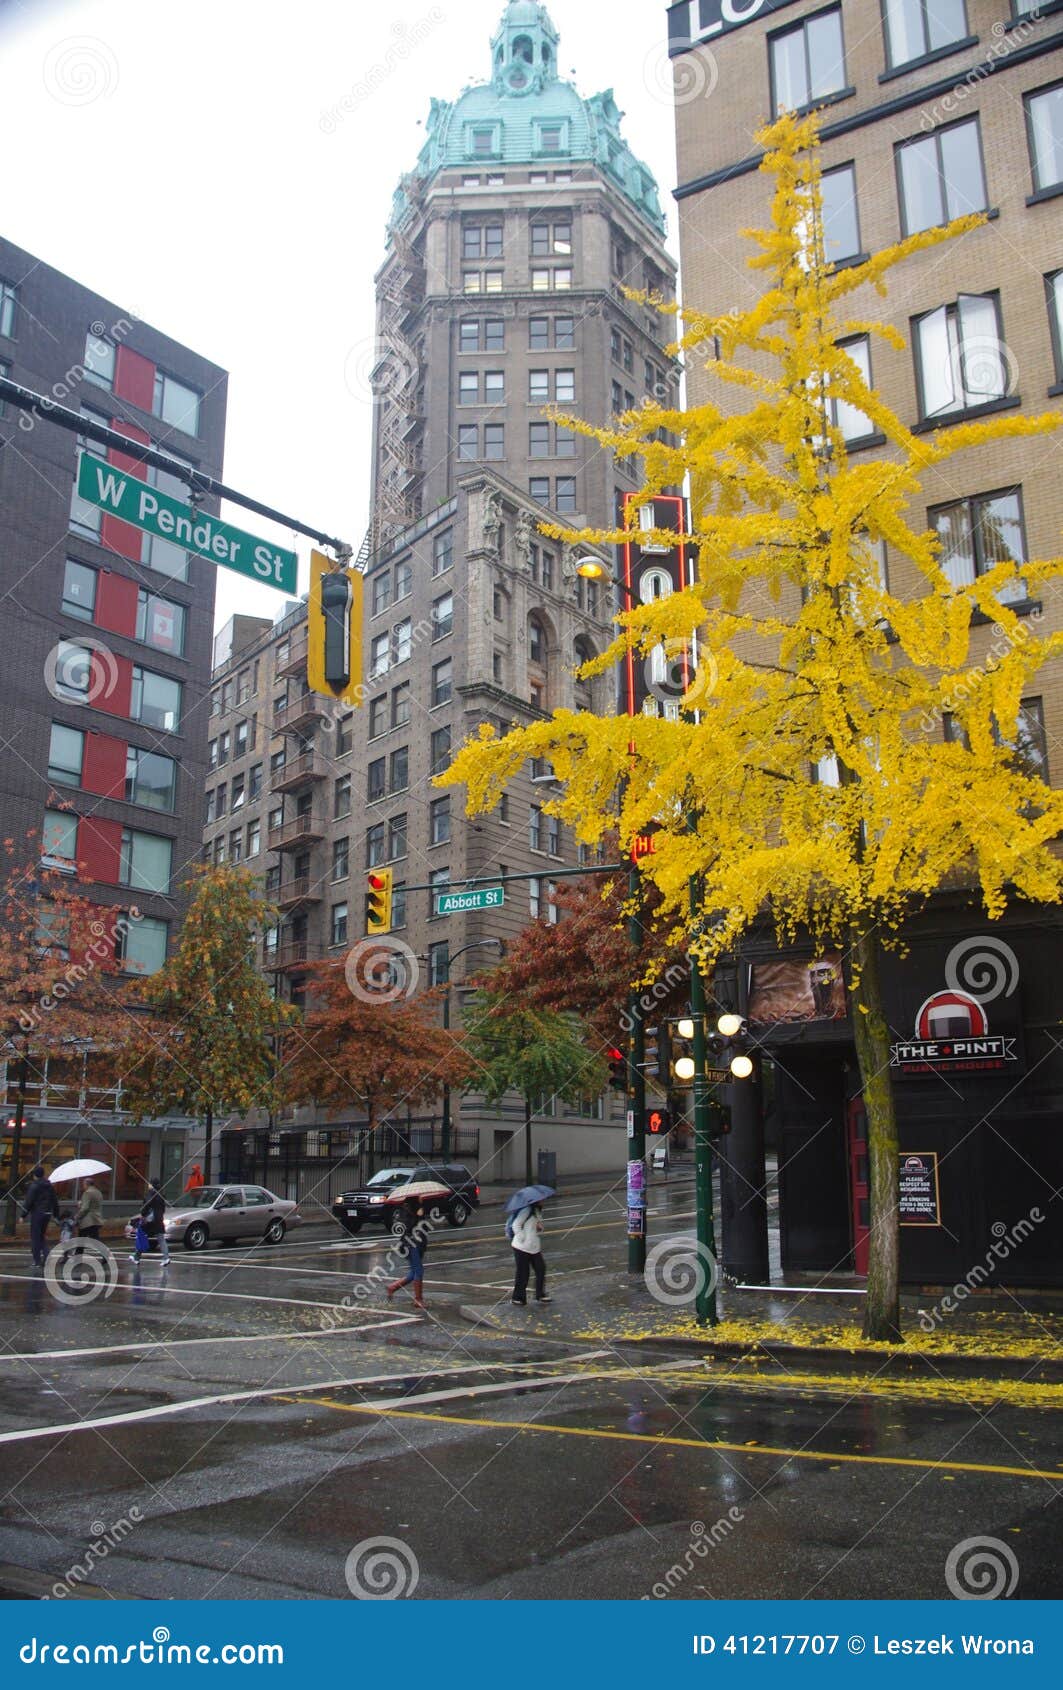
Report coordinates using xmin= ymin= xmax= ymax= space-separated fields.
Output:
xmin=0 ymin=1562 xmax=127 ymax=1601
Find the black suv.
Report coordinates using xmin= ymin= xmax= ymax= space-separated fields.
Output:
xmin=331 ymin=1165 xmax=480 ymax=1236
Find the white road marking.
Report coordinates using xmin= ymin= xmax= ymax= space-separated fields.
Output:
xmin=358 ymin=1360 xmax=678 ymax=1412
xmin=0 ymin=1353 xmax=613 ymax=1446
xmin=0 ymin=1318 xmax=416 ymax=1366
xmin=0 ymin=1271 xmax=386 ymax=1314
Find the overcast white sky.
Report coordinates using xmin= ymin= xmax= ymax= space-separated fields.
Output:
xmin=2 ymin=0 xmax=681 ymax=631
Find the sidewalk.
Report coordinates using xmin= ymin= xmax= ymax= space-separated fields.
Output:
xmin=458 ymin=1258 xmax=1063 ymax=1380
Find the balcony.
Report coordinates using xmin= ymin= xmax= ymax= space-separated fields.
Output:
xmin=268 ymin=812 xmax=326 ymax=851
xmin=273 ymin=750 xmax=328 ymax=794
xmin=275 ymin=876 xmax=323 ymax=912
xmin=274 ymin=690 xmax=327 ymax=733
xmin=272 ymin=941 xmax=310 ymax=972
xmin=275 ymin=632 xmax=309 ymax=680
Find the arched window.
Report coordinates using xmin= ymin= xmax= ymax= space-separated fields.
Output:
xmin=574 ymin=635 xmax=597 ymax=711
xmin=529 ymin=616 xmax=548 ymax=666
xmin=513 ymin=34 xmax=534 ymax=64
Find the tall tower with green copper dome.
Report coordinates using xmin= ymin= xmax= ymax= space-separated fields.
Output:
xmin=370 ymin=0 xmax=675 ymax=539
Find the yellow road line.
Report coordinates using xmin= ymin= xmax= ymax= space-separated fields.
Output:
xmin=291 ymin=1398 xmax=1063 ymax=1483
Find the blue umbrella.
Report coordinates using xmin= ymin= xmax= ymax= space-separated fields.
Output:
xmin=504 ymin=1184 xmax=556 ymax=1215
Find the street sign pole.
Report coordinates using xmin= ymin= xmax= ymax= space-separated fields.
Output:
xmin=690 ymin=876 xmax=720 ymax=1327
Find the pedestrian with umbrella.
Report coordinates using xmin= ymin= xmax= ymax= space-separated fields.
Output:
xmin=385 ymin=1195 xmax=433 ymax=1313
xmin=506 ymin=1183 xmax=554 ymax=1306
xmin=47 ymin=1160 xmax=111 ymax=1246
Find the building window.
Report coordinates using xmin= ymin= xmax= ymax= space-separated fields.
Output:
xmin=429 ymin=866 xmax=450 ymax=917
xmin=43 ymin=808 xmax=78 ymax=865
xmin=0 ymin=279 xmax=18 ymax=338
xmin=372 ymin=571 xmax=392 ymax=616
xmin=120 ymin=828 xmax=173 ymax=894
xmin=391 ymin=883 xmax=407 ymax=930
xmin=118 ymin=915 xmax=168 ymax=976
xmin=817 ymin=164 xmax=861 ymax=265
xmin=914 ymin=294 xmax=1011 ymax=419
xmin=1005 ymin=698 xmax=1048 ymax=780
xmin=483 ymin=423 xmax=504 ymax=459
xmin=136 ymin=590 xmax=186 ymax=655
xmin=390 ymin=745 xmax=409 ymax=792
xmin=332 ymin=837 xmax=349 ymax=880
xmin=366 ymin=823 xmax=386 ymax=868
xmin=429 ymin=941 xmax=450 ymax=988
xmin=249 ymin=762 xmax=262 ymax=799
xmin=484 ymin=370 xmax=505 ymax=405
xmin=246 ymin=818 xmax=260 ymax=858
xmin=534 ymin=120 xmax=567 ymax=155
xmin=61 ymin=559 xmax=97 ymax=623
xmin=460 ymin=319 xmax=480 ymax=352
xmin=459 ymin=370 xmax=479 ymax=405
xmin=1026 ymin=81 xmax=1063 ymax=195
xmin=529 ymin=370 xmax=550 ymax=404
xmin=529 ymin=421 xmax=551 ymax=457
xmin=369 ymin=696 xmax=387 ymax=738
xmin=883 ymin=0 xmax=968 ymax=68
xmin=555 ymin=477 xmax=577 ymax=513
xmin=395 ymin=559 xmax=412 ymax=601
xmin=458 ymin=424 xmax=479 ymax=460
xmin=152 ymin=369 xmax=201 ymax=436
xmin=555 ymin=369 xmax=576 ymax=404
xmin=215 ymin=783 xmax=228 ymax=817
xmin=231 ymin=773 xmax=246 ymax=811
xmin=368 ymin=757 xmax=386 ymax=802
xmin=330 ymin=902 xmax=349 ymax=947
xmin=392 ymin=681 xmax=411 ymax=727
xmin=335 ymin=774 xmax=352 ymax=818
xmin=432 ymin=658 xmax=453 ymax=706
xmin=930 ymin=488 xmax=1028 ymax=605
xmin=897 ymin=119 xmax=987 ymax=235
xmin=548 ymin=815 xmax=562 ymax=856
xmin=529 ymin=618 xmax=547 ymax=665
xmin=142 ymin=459 xmax=194 ymax=582
xmin=388 ymin=813 xmax=408 ymax=861
xmin=392 ymin=619 xmax=412 ymax=665
xmin=770 ymin=7 xmax=847 ymax=113
xmin=529 ymin=476 xmax=550 ymax=504
xmin=529 ymin=804 xmax=544 ymax=850
xmin=463 ymin=220 xmax=503 ymax=257
xmin=529 ymin=317 xmax=550 ymax=350
xmin=430 ymin=796 xmax=451 ymax=846
xmin=825 ymin=336 xmax=875 ymax=443
xmin=493 ymin=652 xmax=503 ymax=683
xmin=125 ymin=747 xmax=177 ymax=812
xmin=531 ymin=218 xmax=572 ymax=255
xmin=1047 ymin=271 xmax=1063 ymax=383
xmin=430 ymin=725 xmax=452 ymax=776
xmin=370 ymin=631 xmax=390 ymax=678
xmin=131 ymin=666 xmax=182 ymax=733
xmin=433 ymin=529 xmax=454 ymax=576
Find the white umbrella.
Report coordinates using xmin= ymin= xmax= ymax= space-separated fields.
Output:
xmin=48 ymin=1158 xmax=111 ymax=1184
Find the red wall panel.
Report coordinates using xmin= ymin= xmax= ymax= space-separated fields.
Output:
xmin=82 ymin=729 xmax=128 ymax=800
xmin=95 ymin=570 xmax=138 ymax=639
xmin=101 ymin=422 xmax=150 ymax=561
xmin=113 ymin=347 xmax=155 ymax=413
xmin=89 ymin=651 xmax=132 ymax=719
xmin=78 ymin=817 xmax=122 ymax=886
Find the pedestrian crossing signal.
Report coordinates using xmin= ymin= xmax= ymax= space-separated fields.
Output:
xmin=366 ymin=868 xmax=393 ymax=935
xmin=647 ymin=1108 xmax=671 ymax=1135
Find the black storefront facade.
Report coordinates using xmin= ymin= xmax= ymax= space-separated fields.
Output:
xmin=728 ymin=898 xmax=1063 ymax=1288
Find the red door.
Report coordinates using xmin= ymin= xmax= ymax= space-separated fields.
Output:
xmin=847 ymin=1096 xmax=869 ymax=1275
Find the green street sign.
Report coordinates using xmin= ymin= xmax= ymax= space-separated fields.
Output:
xmin=435 ymin=886 xmax=505 ymax=916
xmin=76 ymin=454 xmax=298 ymax=594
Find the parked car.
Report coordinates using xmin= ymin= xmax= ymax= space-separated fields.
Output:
xmin=162 ymin=1185 xmax=301 ymax=1252
xmin=331 ymin=1165 xmax=480 ymax=1236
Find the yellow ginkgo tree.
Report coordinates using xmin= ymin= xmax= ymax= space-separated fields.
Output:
xmin=441 ymin=111 xmax=1063 ymax=1343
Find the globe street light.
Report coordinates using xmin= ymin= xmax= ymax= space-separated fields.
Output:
xmin=717 ymin=1012 xmax=743 ymax=1038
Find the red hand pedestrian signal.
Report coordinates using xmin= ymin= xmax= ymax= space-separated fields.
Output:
xmin=646 ymin=1108 xmax=671 ymax=1135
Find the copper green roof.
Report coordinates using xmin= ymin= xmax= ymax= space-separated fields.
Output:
xmin=390 ymin=2 xmax=665 ymax=235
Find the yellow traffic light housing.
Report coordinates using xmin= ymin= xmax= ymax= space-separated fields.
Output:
xmin=308 ymin=549 xmax=364 ymax=705
xmin=366 ymin=868 xmax=393 ymax=936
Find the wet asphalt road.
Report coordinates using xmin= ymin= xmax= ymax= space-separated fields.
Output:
xmin=0 ymin=1178 xmax=1059 ymax=1602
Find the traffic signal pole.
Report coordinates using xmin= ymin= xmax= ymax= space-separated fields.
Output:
xmin=689 ymin=876 xmax=720 ymax=1327
xmin=626 ymin=866 xmax=648 ymax=1274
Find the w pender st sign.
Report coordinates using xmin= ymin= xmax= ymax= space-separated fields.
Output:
xmin=76 ymin=455 xmax=297 ymax=593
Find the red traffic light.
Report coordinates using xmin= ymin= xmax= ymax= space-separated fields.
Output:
xmin=607 ymin=1046 xmax=624 ymax=1063
xmin=368 ymin=873 xmax=387 ymax=890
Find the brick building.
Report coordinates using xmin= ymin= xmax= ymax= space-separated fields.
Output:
xmin=0 ymin=237 xmax=227 ymax=1199
xmin=210 ymin=2 xmax=678 ymax=1195
xmin=667 ymin=0 xmax=1063 ymax=1283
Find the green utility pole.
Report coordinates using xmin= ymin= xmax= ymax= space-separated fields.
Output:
xmin=626 ymin=866 xmax=648 ymax=1273
xmin=689 ymin=876 xmax=720 ymax=1327
xmin=439 ymin=937 xmax=503 ymax=1161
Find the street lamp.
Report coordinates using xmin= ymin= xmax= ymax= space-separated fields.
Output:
xmin=439 ymin=937 xmax=504 ymax=1161
xmin=717 ymin=1012 xmax=743 ymax=1038
xmin=576 ymin=556 xmax=634 ymax=606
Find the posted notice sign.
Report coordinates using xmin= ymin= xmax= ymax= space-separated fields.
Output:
xmin=76 ymin=455 xmax=298 ymax=594
xmin=899 ymin=1152 xmax=941 ymax=1227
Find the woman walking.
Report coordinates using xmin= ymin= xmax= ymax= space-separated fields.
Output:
xmin=510 ymin=1202 xmax=551 ymax=1305
xmin=385 ymin=1199 xmax=429 ymax=1312
xmin=131 ymin=1180 xmax=170 ymax=1266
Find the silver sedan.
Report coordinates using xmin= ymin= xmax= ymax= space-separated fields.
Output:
xmin=164 ymin=1185 xmax=301 ymax=1252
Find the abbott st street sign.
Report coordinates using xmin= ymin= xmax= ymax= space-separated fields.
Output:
xmin=76 ymin=455 xmax=298 ymax=593
xmin=435 ymin=886 xmax=505 ymax=917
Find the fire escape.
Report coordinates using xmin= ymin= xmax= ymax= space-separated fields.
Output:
xmin=369 ymin=213 xmax=426 ymax=560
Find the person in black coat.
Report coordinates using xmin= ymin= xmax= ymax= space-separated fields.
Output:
xmin=132 ymin=1181 xmax=170 ymax=1266
xmin=22 ymin=1167 xmax=59 ymax=1267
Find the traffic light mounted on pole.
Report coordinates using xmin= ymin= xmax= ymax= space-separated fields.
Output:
xmin=365 ymin=869 xmax=393 ymax=936
xmin=308 ymin=549 xmax=364 ymax=706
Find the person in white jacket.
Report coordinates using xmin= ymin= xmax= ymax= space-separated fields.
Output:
xmin=510 ymin=1203 xmax=551 ymax=1305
